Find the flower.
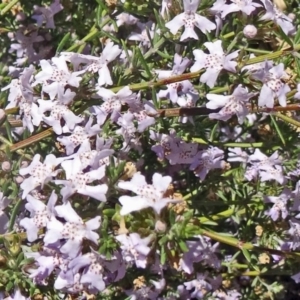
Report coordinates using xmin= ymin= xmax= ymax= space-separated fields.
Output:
xmin=0 ymin=192 xmax=11 ymax=234
xmin=32 ymin=0 xmax=63 ymax=29
xmin=190 ymin=40 xmax=239 ymax=88
xmin=19 ymin=154 xmax=63 ymax=199
xmin=221 ymin=0 xmax=261 ymax=18
xmin=156 ymin=54 xmax=192 ymax=103
xmin=92 ymin=86 xmax=135 ymax=124
xmin=60 ymin=43 xmax=122 ymax=86
xmin=54 ymin=156 xmax=108 ymax=202
xmin=184 ymin=273 xmax=212 ymax=299
xmin=243 ymin=24 xmax=258 ymax=38
xmin=190 ymin=147 xmax=225 ymax=180
xmin=246 ymin=149 xmax=285 ymax=184
xmin=57 ymin=117 xmax=101 ymax=155
xmin=118 ymin=172 xmax=181 ymax=215
xmin=33 ymin=56 xmax=84 ymax=100
xmin=260 ymin=0 xmax=295 ymax=35
xmin=180 ymin=236 xmax=220 ymax=274
xmin=69 ymin=250 xmax=106 ymax=292
xmin=20 ymin=192 xmax=57 ymax=242
xmin=251 ymin=62 xmax=290 ymax=108
xmin=115 ymin=233 xmax=151 ymax=268
xmin=206 ymin=85 xmax=255 ymax=124
xmin=44 ymin=201 xmax=101 ymax=258
xmin=128 ymin=21 xmax=155 ymax=48
xmin=165 ymin=0 xmax=216 ymax=41
xmin=264 ymin=188 xmax=291 ymax=221
xmin=38 ymin=86 xmax=83 ymax=134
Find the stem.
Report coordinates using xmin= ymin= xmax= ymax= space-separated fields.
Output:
xmin=8 ymin=199 xmax=22 ymax=232
xmin=199 ymin=228 xmax=300 ymax=259
xmin=0 ymin=0 xmax=19 ymax=15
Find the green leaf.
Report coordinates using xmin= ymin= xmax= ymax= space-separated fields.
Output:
xmin=276 ymin=26 xmax=293 ymax=48
xmin=270 ymin=114 xmax=285 ymax=146
xmin=178 ymin=240 xmax=189 ymax=252
xmin=136 ymin=47 xmax=152 ymax=79
xmin=241 ymin=248 xmax=251 ymax=264
xmin=294 ymin=26 xmax=300 ymax=44
xmin=56 ymin=32 xmax=71 ymax=53
xmin=160 ymin=245 xmax=166 ymax=265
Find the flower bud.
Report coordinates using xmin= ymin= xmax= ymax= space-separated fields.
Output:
xmin=288 ymin=13 xmax=296 ymax=20
xmin=15 ymin=176 xmax=24 ymax=184
xmin=155 ymin=220 xmax=167 ymax=232
xmin=0 ymin=109 xmax=5 ymax=122
xmin=1 ymin=161 xmax=11 ymax=172
xmin=243 ymin=25 xmax=257 ymax=39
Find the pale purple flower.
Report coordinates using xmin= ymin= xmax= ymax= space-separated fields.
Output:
xmin=227 ymin=147 xmax=249 ymax=165
xmin=166 ymin=141 xmax=199 ymax=165
xmin=295 ymin=83 xmax=300 ymax=99
xmin=33 ymin=56 xmax=84 ymax=99
xmin=57 ymin=117 xmax=101 ymax=155
xmin=4 ymin=288 xmax=29 ymax=300
xmin=206 ymin=85 xmax=255 ymax=124
xmin=25 ymin=246 xmax=68 ymax=285
xmin=247 ymin=149 xmax=285 ymax=184
xmin=20 ymin=191 xmax=57 ymax=242
xmin=92 ymin=86 xmax=135 ymax=124
xmin=115 ymin=233 xmax=151 ymax=268
xmin=128 ymin=21 xmax=155 ymax=48
xmin=177 ymin=88 xmax=199 ymax=123
xmin=2 ymin=65 xmax=35 ymax=108
xmin=260 ymin=0 xmax=295 ymax=35
xmin=221 ymin=0 xmax=261 ymax=18
xmin=150 ymin=129 xmax=181 ymax=160
xmin=287 ymin=219 xmax=300 ymax=250
xmin=32 ymin=0 xmax=63 ymax=29
xmin=44 ymin=201 xmax=101 ymax=258
xmin=115 ymin=112 xmax=140 ymax=151
xmin=209 ymin=0 xmax=226 ymax=35
xmin=125 ymin=278 xmax=165 ymax=299
xmin=251 ymin=62 xmax=291 ymax=108
xmin=165 ymin=0 xmax=216 ymax=41
xmin=69 ymin=250 xmax=106 ymax=292
xmin=128 ymin=96 xmax=157 ymax=132
xmin=68 ymin=137 xmax=113 ymax=171
xmin=184 ymin=273 xmax=212 ymax=299
xmin=19 ymin=154 xmax=63 ymax=199
xmin=54 ymin=156 xmax=108 ymax=202
xmin=156 ymin=54 xmax=192 ymax=103
xmin=0 ymin=192 xmax=11 ymax=234
xmin=264 ymin=188 xmax=291 ymax=221
xmin=38 ymin=87 xmax=83 ymax=134
xmin=191 ymin=40 xmax=239 ymax=88
xmin=61 ymin=43 xmax=121 ymax=86
xmin=9 ymin=28 xmax=44 ymax=64
xmin=161 ymin=0 xmax=172 ymax=16
xmin=190 ymin=147 xmax=225 ymax=180
xmin=180 ymin=236 xmax=220 ymax=274
xmin=118 ymin=172 xmax=181 ymax=215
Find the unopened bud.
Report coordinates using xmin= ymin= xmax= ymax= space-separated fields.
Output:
xmin=288 ymin=13 xmax=296 ymax=21
xmin=155 ymin=220 xmax=167 ymax=232
xmin=15 ymin=176 xmax=24 ymax=184
xmin=1 ymin=161 xmax=11 ymax=172
xmin=20 ymin=161 xmax=28 ymax=168
xmin=243 ymin=25 xmax=257 ymax=39
xmin=0 ymin=109 xmax=5 ymax=122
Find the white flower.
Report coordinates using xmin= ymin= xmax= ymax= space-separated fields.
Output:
xmin=165 ymin=0 xmax=216 ymax=41
xmin=191 ymin=40 xmax=239 ymax=88
xmin=19 ymin=154 xmax=64 ymax=199
xmin=118 ymin=172 xmax=181 ymax=215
